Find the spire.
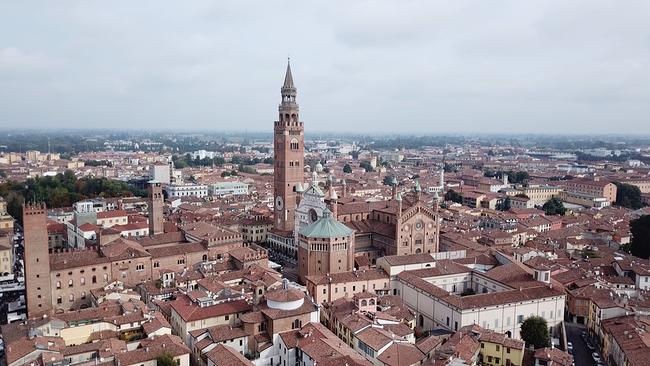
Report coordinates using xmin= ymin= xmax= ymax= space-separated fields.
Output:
xmin=283 ymin=59 xmax=295 ymax=89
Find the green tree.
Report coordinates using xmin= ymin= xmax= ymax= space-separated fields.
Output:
xmin=543 ymin=197 xmax=566 ymax=216
xmin=445 ymin=189 xmax=462 ymax=203
xmin=156 ymin=352 xmax=176 ymax=366
xmin=359 ymin=161 xmax=374 ymax=172
xmin=496 ymin=197 xmax=511 ymax=211
xmin=343 ymin=164 xmax=352 ymax=174
xmin=443 ymin=163 xmax=458 ymax=173
xmin=520 ymin=316 xmax=550 ymax=349
xmin=614 ymin=182 xmax=643 ymax=209
xmin=630 ymin=215 xmax=650 ymax=259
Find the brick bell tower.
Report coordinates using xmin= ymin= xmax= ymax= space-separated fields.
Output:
xmin=23 ymin=202 xmax=53 ymax=318
xmin=273 ymin=60 xmax=305 ymax=232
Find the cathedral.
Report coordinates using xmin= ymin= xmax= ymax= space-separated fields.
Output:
xmin=267 ymin=62 xmax=440 ymax=285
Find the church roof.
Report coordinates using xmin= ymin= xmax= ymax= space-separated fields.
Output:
xmin=299 ymin=209 xmax=353 ymax=238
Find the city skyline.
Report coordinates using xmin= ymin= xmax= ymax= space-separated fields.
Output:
xmin=1 ymin=1 xmax=650 ymax=134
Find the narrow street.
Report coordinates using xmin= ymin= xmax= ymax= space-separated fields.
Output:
xmin=565 ymin=322 xmax=598 ymax=366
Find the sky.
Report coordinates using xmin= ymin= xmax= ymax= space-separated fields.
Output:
xmin=1 ymin=1 xmax=649 ymax=134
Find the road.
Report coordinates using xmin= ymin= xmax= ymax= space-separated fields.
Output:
xmin=565 ymin=322 xmax=598 ymax=366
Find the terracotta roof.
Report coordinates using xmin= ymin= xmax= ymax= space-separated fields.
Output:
xmin=265 ymin=287 xmax=304 ymax=302
xmin=170 ymin=295 xmax=251 ymax=322
xmin=205 ymin=344 xmax=253 ymax=366
xmin=377 ymin=342 xmax=425 ymax=366
xmin=114 ymin=335 xmax=189 ymax=366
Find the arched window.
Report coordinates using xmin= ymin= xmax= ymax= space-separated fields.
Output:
xmin=202 ymin=254 xmax=208 ymax=261
xmin=290 ymin=138 xmax=299 ymax=150
xmin=361 ymin=300 xmax=368 ymax=306
xmin=69 ymin=293 xmax=75 ymax=302
xmin=292 ymin=319 xmax=301 ymax=329
xmin=92 ymin=275 xmax=97 ymax=284
xmin=56 ymin=281 xmax=61 ymax=289
xmin=418 ymin=314 xmax=424 ymax=327
xmin=68 ymin=279 xmax=73 ymax=287
xmin=369 ymin=299 xmax=375 ymax=305
xmin=103 ymin=273 xmax=109 ymax=282
xmin=80 ymin=277 xmax=85 ymax=285
xmin=258 ymin=289 xmax=263 ymax=295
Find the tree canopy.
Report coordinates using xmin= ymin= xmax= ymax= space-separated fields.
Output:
xmin=630 ymin=215 xmax=650 ymax=259
xmin=542 ymin=197 xmax=566 ymax=216
xmin=445 ymin=189 xmax=462 ymax=203
xmin=0 ymin=170 xmax=146 ymax=223
xmin=614 ymin=182 xmax=643 ymax=209
xmin=343 ymin=164 xmax=352 ymax=174
xmin=496 ymin=197 xmax=511 ymax=211
xmin=520 ymin=316 xmax=550 ymax=349
xmin=156 ymin=352 xmax=176 ymax=366
xmin=359 ymin=161 xmax=374 ymax=172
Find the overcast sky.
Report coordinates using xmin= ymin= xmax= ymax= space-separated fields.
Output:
xmin=1 ymin=1 xmax=649 ymax=134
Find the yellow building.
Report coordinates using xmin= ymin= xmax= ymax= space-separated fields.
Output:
xmin=0 ymin=238 xmax=13 ymax=275
xmin=478 ymin=329 xmax=525 ymax=366
xmin=0 ymin=197 xmax=14 ymax=230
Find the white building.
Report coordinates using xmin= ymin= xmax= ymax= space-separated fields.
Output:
xmin=165 ymin=184 xmax=208 ymax=199
xmin=150 ymin=164 xmax=171 ymax=185
xmin=208 ymin=181 xmax=249 ymax=196
xmin=392 ymin=260 xmax=566 ymax=339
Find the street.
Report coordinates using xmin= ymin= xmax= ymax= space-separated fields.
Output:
xmin=565 ymin=322 xmax=599 ymax=366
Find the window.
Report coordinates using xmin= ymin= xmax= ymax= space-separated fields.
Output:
xmin=68 ymin=279 xmax=73 ymax=288
xmin=136 ymin=264 xmax=145 ymax=271
xmin=517 ymin=315 xmax=524 ymax=324
xmin=56 ymin=281 xmax=61 ymax=289
xmin=57 ymin=297 xmax=62 ymax=304
xmin=358 ymin=340 xmax=375 ymax=357
xmin=80 ymin=277 xmax=85 ymax=285
xmin=496 ymin=345 xmax=500 ymax=351
xmin=177 ymin=258 xmax=185 ymax=265
xmin=92 ymin=275 xmax=97 ymax=284
xmin=153 ymin=262 xmax=160 ymax=268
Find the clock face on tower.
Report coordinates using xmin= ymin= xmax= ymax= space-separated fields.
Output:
xmin=275 ymin=196 xmax=284 ymax=211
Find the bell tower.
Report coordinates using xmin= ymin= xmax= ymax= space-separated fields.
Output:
xmin=273 ymin=60 xmax=304 ymax=232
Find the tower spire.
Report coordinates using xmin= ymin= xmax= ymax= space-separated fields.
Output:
xmin=283 ymin=59 xmax=295 ymax=89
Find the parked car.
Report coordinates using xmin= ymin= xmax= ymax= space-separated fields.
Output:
xmin=592 ymin=352 xmax=601 ymax=363
xmin=586 ymin=341 xmax=595 ymax=350
xmin=567 ymin=342 xmax=573 ymax=354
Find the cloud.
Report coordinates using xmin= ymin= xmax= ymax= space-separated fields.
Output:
xmin=0 ymin=0 xmax=649 ymax=133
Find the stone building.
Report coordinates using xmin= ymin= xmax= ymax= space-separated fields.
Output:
xmin=297 ymin=208 xmax=355 ymax=284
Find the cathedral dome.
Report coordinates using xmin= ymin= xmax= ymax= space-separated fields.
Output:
xmin=299 ymin=208 xmax=352 ymax=239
